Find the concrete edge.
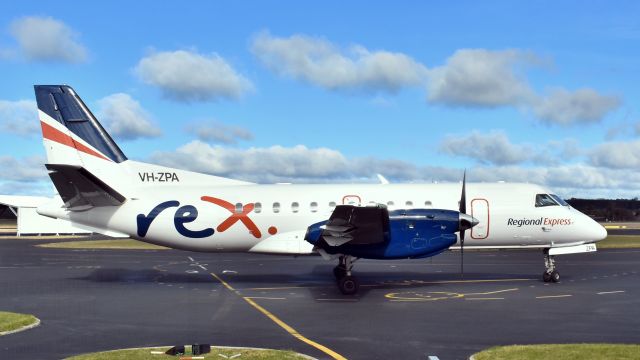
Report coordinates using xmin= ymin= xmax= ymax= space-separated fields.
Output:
xmin=66 ymin=345 xmax=317 ymax=360
xmin=0 ymin=317 xmax=40 ymax=336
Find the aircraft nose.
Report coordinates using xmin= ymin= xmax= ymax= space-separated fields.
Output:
xmin=594 ymin=222 xmax=608 ymax=242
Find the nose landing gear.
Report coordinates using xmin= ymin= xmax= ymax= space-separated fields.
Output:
xmin=543 ymin=249 xmax=560 ymax=283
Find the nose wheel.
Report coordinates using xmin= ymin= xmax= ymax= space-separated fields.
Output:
xmin=543 ymin=249 xmax=560 ymax=283
xmin=334 ymin=255 xmax=359 ymax=295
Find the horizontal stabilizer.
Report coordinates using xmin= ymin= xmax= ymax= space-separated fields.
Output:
xmin=46 ymin=164 xmax=126 ymax=210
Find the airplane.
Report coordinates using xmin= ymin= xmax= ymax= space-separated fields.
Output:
xmin=32 ymin=85 xmax=607 ymax=295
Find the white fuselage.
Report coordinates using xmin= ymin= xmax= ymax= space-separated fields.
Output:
xmin=40 ymin=180 xmax=607 ymax=254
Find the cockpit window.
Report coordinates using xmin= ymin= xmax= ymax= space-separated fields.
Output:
xmin=550 ymin=194 xmax=569 ymax=206
xmin=535 ymin=194 xmax=559 ymax=207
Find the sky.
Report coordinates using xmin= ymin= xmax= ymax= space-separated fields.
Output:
xmin=0 ymin=1 xmax=638 ymax=199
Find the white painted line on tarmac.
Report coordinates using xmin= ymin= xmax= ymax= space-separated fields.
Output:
xmin=245 ymin=297 xmax=287 ymax=300
xmin=198 ymin=264 xmax=207 ymax=270
xmin=188 ymin=256 xmax=194 ymax=261
xmin=536 ymin=294 xmax=572 ymax=299
xmin=465 ymin=298 xmax=504 ymax=301
xmin=597 ymin=290 xmax=625 ymax=295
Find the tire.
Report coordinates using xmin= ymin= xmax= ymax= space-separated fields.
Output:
xmin=338 ymin=275 xmax=359 ymax=295
xmin=550 ymin=270 xmax=560 ymax=283
xmin=543 ymin=272 xmax=552 ymax=283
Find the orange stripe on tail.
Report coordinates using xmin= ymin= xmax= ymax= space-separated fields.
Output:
xmin=41 ymin=121 xmax=111 ymax=162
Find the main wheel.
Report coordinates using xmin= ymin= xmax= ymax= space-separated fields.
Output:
xmin=338 ymin=275 xmax=359 ymax=295
xmin=550 ymin=270 xmax=560 ymax=283
xmin=543 ymin=272 xmax=552 ymax=282
xmin=333 ymin=266 xmax=346 ymax=280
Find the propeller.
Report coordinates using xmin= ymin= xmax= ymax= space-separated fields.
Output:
xmin=458 ymin=171 xmax=479 ymax=278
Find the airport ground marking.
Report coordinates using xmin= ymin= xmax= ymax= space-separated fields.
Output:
xmin=242 ymin=278 xmax=535 ymax=292
xmin=536 ymin=294 xmax=573 ymax=299
xmin=386 ymin=287 xmax=519 ymax=302
xmin=209 ymin=273 xmax=347 ymax=360
xmin=597 ymin=290 xmax=625 ymax=295
xmin=462 ymin=288 xmax=518 ymax=296
xmin=465 ymin=298 xmax=505 ymax=301
xmin=244 ymin=297 xmax=287 ymax=300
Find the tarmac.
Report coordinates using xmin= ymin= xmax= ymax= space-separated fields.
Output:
xmin=1 ymin=236 xmax=640 ymax=360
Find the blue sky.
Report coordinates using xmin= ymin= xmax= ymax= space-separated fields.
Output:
xmin=0 ymin=1 xmax=638 ymax=198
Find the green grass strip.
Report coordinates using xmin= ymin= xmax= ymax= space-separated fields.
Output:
xmin=0 ymin=311 xmax=38 ymax=333
xmin=598 ymin=235 xmax=640 ymax=249
xmin=473 ymin=344 xmax=640 ymax=360
xmin=66 ymin=346 xmax=308 ymax=359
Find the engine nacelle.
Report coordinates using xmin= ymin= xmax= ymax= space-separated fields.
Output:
xmin=305 ymin=205 xmax=461 ymax=259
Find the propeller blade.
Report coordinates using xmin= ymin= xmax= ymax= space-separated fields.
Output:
xmin=461 ymin=236 xmax=464 ymax=278
xmin=459 ymin=170 xmax=467 ymax=278
xmin=460 ymin=171 xmax=466 ymax=214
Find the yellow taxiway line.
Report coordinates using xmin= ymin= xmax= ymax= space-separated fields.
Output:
xmin=210 ymin=273 xmax=346 ymax=360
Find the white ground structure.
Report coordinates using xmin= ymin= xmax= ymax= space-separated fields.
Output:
xmin=0 ymin=195 xmax=91 ymax=236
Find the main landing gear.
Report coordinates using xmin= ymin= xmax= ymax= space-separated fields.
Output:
xmin=334 ymin=255 xmax=359 ymax=295
xmin=543 ymin=249 xmax=560 ymax=283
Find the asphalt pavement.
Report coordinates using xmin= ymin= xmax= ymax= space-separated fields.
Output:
xmin=1 ymin=237 xmax=639 ymax=359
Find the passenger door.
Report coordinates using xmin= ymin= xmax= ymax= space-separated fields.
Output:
xmin=471 ymin=198 xmax=490 ymax=239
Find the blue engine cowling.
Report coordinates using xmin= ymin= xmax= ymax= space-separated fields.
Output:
xmin=305 ymin=205 xmax=460 ymax=260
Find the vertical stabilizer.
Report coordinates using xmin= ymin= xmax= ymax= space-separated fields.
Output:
xmin=34 ymin=85 xmax=127 ymax=165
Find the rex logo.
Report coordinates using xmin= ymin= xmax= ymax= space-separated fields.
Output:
xmin=136 ymin=196 xmax=262 ymax=239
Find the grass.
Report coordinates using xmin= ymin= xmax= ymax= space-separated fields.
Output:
xmin=597 ymin=235 xmax=640 ymax=249
xmin=65 ymin=346 xmax=308 ymax=360
xmin=0 ymin=311 xmax=38 ymax=334
xmin=1 ymin=235 xmax=86 ymax=240
xmin=37 ymin=239 xmax=168 ymax=250
xmin=473 ymin=344 xmax=640 ymax=360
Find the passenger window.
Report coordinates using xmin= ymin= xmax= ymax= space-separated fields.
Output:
xmin=405 ymin=201 xmax=413 ymax=207
xmin=254 ymin=202 xmax=262 ymax=213
xmin=235 ymin=203 xmax=243 ymax=213
xmin=329 ymin=201 xmax=336 ymax=208
xmin=292 ymin=202 xmax=299 ymax=213
xmin=273 ymin=202 xmax=280 ymax=213
xmin=387 ymin=201 xmax=395 ymax=207
xmin=368 ymin=201 xmax=377 ymax=206
xmin=310 ymin=202 xmax=318 ymax=212
xmin=424 ymin=201 xmax=432 ymax=207
xmin=535 ymin=194 xmax=558 ymax=207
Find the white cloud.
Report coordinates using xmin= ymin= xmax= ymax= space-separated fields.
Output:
xmin=97 ymin=93 xmax=161 ymax=140
xmin=144 ymin=140 xmax=639 ymax=198
xmin=0 ymin=99 xmax=39 ymax=136
xmin=9 ymin=16 xmax=87 ymax=63
xmin=134 ymin=50 xmax=253 ymax=102
xmin=251 ymin=31 xmax=428 ymax=93
xmin=187 ymin=121 xmax=253 ymax=144
xmin=426 ymin=49 xmax=537 ymax=107
xmin=589 ymin=140 xmax=640 ymax=169
xmin=150 ymin=141 xmax=349 ymax=182
xmin=532 ymin=88 xmax=621 ymax=125
xmin=0 ymin=155 xmax=47 ymax=182
xmin=439 ymin=131 xmax=532 ymax=165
